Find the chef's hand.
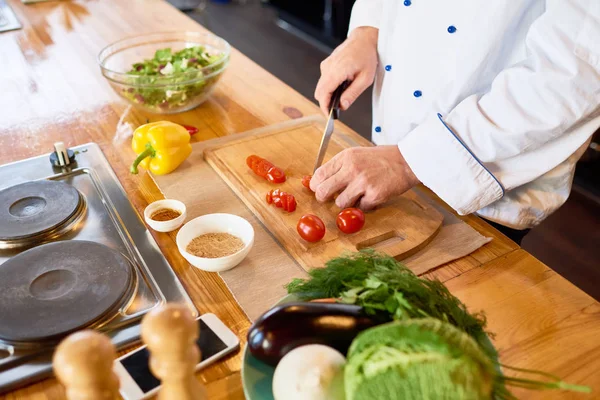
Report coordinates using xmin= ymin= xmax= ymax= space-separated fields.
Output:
xmin=310 ymin=146 xmax=420 ymax=210
xmin=314 ymin=27 xmax=378 ymax=115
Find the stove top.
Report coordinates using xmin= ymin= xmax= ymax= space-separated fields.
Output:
xmin=0 ymin=143 xmax=196 ymax=393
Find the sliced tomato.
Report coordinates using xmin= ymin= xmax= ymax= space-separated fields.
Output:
xmin=301 ymin=175 xmax=312 ymax=190
xmin=286 ymin=195 xmax=297 ymax=212
xmin=246 ymin=155 xmax=262 ymax=170
xmin=266 ymin=190 xmax=296 ymax=212
xmin=251 ymin=158 xmax=263 ymax=173
xmin=255 ymin=159 xmax=275 ymax=178
xmin=266 ymin=166 xmax=286 ymax=184
xmin=282 ymin=193 xmax=291 ymax=212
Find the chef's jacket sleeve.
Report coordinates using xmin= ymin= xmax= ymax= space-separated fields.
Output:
xmin=398 ymin=0 xmax=600 ymax=215
xmin=348 ymin=0 xmax=383 ymax=33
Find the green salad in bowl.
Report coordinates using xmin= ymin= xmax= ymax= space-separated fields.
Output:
xmin=98 ymin=32 xmax=230 ymax=114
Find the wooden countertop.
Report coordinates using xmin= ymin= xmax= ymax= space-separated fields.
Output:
xmin=0 ymin=0 xmax=598 ymax=399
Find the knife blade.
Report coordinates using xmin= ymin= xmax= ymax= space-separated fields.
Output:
xmin=313 ymin=80 xmax=350 ymax=173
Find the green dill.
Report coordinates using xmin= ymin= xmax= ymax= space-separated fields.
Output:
xmin=286 ymin=250 xmax=489 ymax=350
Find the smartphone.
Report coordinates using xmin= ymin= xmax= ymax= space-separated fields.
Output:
xmin=114 ymin=313 xmax=239 ymax=400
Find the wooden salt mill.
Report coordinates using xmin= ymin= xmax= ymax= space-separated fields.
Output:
xmin=141 ymin=303 xmax=206 ymax=400
xmin=53 ymin=330 xmax=120 ymax=400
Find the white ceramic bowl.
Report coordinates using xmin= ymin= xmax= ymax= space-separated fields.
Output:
xmin=144 ymin=199 xmax=187 ymax=232
xmin=176 ymin=213 xmax=254 ymax=272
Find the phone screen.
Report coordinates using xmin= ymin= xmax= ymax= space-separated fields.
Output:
xmin=120 ymin=319 xmax=228 ymax=393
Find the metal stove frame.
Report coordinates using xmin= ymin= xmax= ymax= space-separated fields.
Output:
xmin=0 ymin=143 xmax=197 ymax=393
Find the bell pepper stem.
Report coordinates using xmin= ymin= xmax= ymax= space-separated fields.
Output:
xmin=130 ymin=144 xmax=156 ymax=174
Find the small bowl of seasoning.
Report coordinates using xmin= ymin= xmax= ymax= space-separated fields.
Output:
xmin=176 ymin=213 xmax=254 ymax=272
xmin=144 ymin=199 xmax=187 ymax=232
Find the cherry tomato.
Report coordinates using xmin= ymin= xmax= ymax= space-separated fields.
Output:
xmin=297 ymin=214 xmax=326 ymax=243
xmin=336 ymin=208 xmax=365 ymax=234
xmin=266 ymin=166 xmax=286 ymax=184
xmin=182 ymin=124 xmax=199 ymax=135
xmin=255 ymin=159 xmax=274 ymax=178
xmin=271 ymin=189 xmax=281 ymax=199
xmin=266 ymin=191 xmax=273 ymax=204
xmin=301 ymin=175 xmax=312 ymax=190
xmin=246 ymin=155 xmax=262 ymax=170
xmin=273 ymin=196 xmax=283 ymax=208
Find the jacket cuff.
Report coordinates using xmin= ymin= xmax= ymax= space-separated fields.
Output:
xmin=348 ymin=0 xmax=381 ymax=34
xmin=398 ymin=113 xmax=505 ymax=215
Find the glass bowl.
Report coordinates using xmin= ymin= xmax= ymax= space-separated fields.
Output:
xmin=98 ymin=31 xmax=230 ymax=114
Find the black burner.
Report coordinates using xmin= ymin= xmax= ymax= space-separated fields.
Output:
xmin=0 ymin=241 xmax=134 ymax=344
xmin=0 ymin=180 xmax=82 ymax=242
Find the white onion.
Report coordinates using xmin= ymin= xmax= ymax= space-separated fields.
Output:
xmin=272 ymin=344 xmax=346 ymax=400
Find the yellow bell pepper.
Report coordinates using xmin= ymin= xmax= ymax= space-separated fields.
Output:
xmin=130 ymin=121 xmax=192 ymax=175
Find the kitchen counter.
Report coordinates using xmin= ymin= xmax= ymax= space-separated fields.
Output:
xmin=0 ymin=0 xmax=598 ymax=399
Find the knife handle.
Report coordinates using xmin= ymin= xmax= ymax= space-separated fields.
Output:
xmin=329 ymin=80 xmax=351 ymax=120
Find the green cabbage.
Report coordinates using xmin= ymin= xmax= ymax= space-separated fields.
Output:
xmin=345 ymin=319 xmax=494 ymax=400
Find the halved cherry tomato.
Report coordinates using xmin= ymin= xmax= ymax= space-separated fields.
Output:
xmin=301 ymin=175 xmax=312 ymax=190
xmin=266 ymin=191 xmax=273 ymax=204
xmin=297 ymin=214 xmax=326 ymax=243
xmin=182 ymin=124 xmax=199 ymax=135
xmin=246 ymin=155 xmax=262 ymax=170
xmin=273 ymin=196 xmax=283 ymax=208
xmin=336 ymin=208 xmax=365 ymax=234
xmin=255 ymin=159 xmax=274 ymax=178
xmin=266 ymin=166 xmax=286 ymax=184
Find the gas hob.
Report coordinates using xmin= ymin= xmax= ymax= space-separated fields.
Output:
xmin=0 ymin=143 xmax=196 ymax=392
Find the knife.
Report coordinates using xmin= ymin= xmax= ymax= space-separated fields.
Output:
xmin=313 ymin=80 xmax=350 ymax=173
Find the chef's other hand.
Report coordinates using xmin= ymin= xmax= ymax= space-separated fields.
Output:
xmin=310 ymin=146 xmax=420 ymax=210
xmin=314 ymin=27 xmax=378 ymax=115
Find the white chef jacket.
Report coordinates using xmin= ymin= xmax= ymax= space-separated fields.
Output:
xmin=349 ymin=0 xmax=600 ymax=229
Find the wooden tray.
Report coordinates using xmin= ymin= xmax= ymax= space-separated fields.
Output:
xmin=204 ymin=117 xmax=443 ymax=271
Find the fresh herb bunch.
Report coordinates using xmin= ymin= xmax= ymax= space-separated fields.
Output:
xmin=123 ymin=46 xmax=225 ymax=111
xmin=286 ymin=250 xmax=488 ymax=348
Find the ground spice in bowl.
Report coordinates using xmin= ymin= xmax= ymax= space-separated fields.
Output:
xmin=186 ymin=232 xmax=245 ymax=258
xmin=151 ymin=208 xmax=181 ymax=221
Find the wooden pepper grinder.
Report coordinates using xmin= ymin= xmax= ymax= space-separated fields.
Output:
xmin=53 ymin=330 xmax=120 ymax=400
xmin=141 ymin=303 xmax=206 ymax=400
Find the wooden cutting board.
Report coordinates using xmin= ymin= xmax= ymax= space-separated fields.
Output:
xmin=204 ymin=116 xmax=443 ymax=271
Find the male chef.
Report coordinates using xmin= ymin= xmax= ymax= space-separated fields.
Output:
xmin=310 ymin=0 xmax=600 ymax=244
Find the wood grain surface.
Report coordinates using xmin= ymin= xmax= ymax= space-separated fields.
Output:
xmin=0 ymin=0 xmax=598 ymax=399
xmin=204 ymin=117 xmax=444 ymax=270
